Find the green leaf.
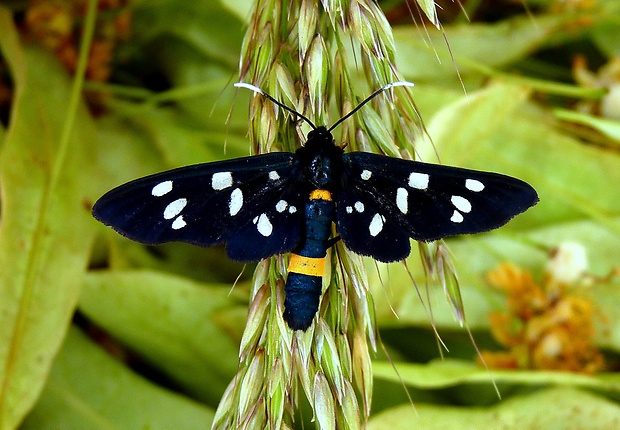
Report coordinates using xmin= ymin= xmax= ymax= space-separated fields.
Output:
xmin=554 ymin=108 xmax=620 ymax=144
xmin=368 ymin=386 xmax=620 ymax=430
xmin=0 ymin=11 xmax=100 ymax=428
xmin=139 ymin=37 xmax=247 ymax=127
xmin=131 ymin=0 xmax=243 ymax=68
xmin=106 ymin=239 xmax=249 ymax=284
xmin=0 ymin=121 xmax=5 ymax=147
xmin=372 ymin=218 xmax=620 ymax=337
xmin=394 ymin=14 xmax=569 ymax=82
xmin=79 ymin=271 xmax=247 ymax=404
xmin=418 ymin=81 xmax=620 ymax=231
xmin=219 ymin=0 xmax=253 ymax=21
xmin=369 ymin=81 xmax=620 ymax=342
xmin=101 ymin=101 xmax=249 ymax=170
xmin=21 ymin=327 xmax=214 ymax=430
xmin=591 ymin=18 xmax=620 ymax=57
xmin=373 ymin=359 xmax=620 ymax=393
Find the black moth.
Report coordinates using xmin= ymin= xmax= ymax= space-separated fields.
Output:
xmin=93 ymin=82 xmax=538 ymax=330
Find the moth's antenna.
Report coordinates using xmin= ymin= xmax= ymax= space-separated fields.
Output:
xmin=234 ymin=82 xmax=317 ymax=130
xmin=328 ymin=81 xmax=415 ymax=132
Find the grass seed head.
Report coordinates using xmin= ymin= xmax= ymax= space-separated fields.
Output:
xmin=218 ymin=0 xmax=432 ymax=428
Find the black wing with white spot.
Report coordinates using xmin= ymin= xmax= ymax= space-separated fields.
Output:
xmin=337 ymin=152 xmax=538 ymax=262
xmin=93 ymin=153 xmax=307 ymax=262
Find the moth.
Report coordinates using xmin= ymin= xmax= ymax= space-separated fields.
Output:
xmin=93 ymin=82 xmax=538 ymax=330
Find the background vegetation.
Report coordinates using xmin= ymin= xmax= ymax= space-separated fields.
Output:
xmin=1 ymin=0 xmax=620 ymax=428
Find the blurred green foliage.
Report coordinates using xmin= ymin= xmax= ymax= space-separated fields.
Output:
xmin=0 ymin=0 xmax=619 ymax=428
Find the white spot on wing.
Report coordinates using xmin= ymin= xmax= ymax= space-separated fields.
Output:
xmin=269 ymin=171 xmax=280 ymax=181
xmin=211 ymin=172 xmax=233 ymax=190
xmin=171 ymin=215 xmax=186 ymax=230
xmin=276 ymin=200 xmax=288 ymax=212
xmin=361 ymin=170 xmax=372 ymax=180
xmin=369 ymin=213 xmax=385 ymax=237
xmin=451 ymin=195 xmax=472 ymax=213
xmin=450 ymin=210 xmax=464 ymax=223
xmin=229 ymin=188 xmax=243 ymax=216
xmin=409 ymin=172 xmax=429 ymax=190
xmin=354 ymin=201 xmax=365 ymax=213
xmin=396 ymin=187 xmax=408 ymax=214
xmin=346 ymin=206 xmax=353 ymax=214
xmin=289 ymin=206 xmax=297 ymax=214
xmin=163 ymin=198 xmax=187 ymax=220
xmin=466 ymin=179 xmax=484 ymax=192
xmin=152 ymin=181 xmax=173 ymax=197
xmin=254 ymin=213 xmax=273 ymax=237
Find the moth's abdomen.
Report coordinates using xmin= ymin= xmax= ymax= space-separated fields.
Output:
xmin=283 ymin=191 xmax=334 ymax=330
xmin=284 ymin=272 xmax=323 ymax=331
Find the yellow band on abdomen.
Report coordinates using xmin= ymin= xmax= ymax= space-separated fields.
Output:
xmin=310 ymin=189 xmax=332 ymax=201
xmin=288 ymin=254 xmax=326 ymax=277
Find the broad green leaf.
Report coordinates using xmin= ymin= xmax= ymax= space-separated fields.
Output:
xmin=590 ymin=13 xmax=620 ymax=57
xmin=219 ymin=0 xmax=253 ymax=21
xmin=0 ymin=10 xmax=100 ymax=429
xmin=414 ymin=82 xmax=531 ymax=160
xmin=79 ymin=271 xmax=247 ymax=404
xmin=371 ymin=218 xmax=620 ymax=341
xmin=592 ymin=18 xmax=620 ymax=56
xmin=106 ymin=239 xmax=249 ymax=284
xmin=554 ymin=108 xmax=620 ymax=144
xmin=21 ymin=327 xmax=214 ymax=430
xmin=373 ymin=82 xmax=620 ymax=349
xmin=102 ymin=101 xmax=249 ymax=170
xmin=368 ymin=81 xmax=620 ymax=338
xmin=418 ymin=81 xmax=620 ymax=230
xmin=368 ymin=386 xmax=620 ymax=430
xmin=92 ymin=113 xmax=168 ymax=187
xmin=373 ymin=359 xmax=620 ymax=393
xmin=394 ymin=14 xmax=567 ymax=82
xmin=131 ymin=0 xmax=243 ymax=68
xmin=91 ymin=104 xmax=247 ymax=209
xmin=404 ymin=85 xmax=464 ymax=125
xmin=91 ymin=108 xmax=252 ymax=281
xmin=142 ymin=37 xmax=247 ymax=127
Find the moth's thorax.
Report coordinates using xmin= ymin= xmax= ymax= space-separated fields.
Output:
xmin=296 ymin=126 xmax=344 ymax=191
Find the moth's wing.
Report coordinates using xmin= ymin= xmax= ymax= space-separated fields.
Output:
xmin=224 ymin=179 xmax=308 ymax=261
xmin=337 ymin=152 xmax=538 ymax=262
xmin=93 ymin=153 xmax=307 ymax=262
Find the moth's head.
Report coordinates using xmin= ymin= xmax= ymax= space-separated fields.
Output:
xmin=306 ymin=126 xmax=332 ymax=146
xmin=302 ymin=126 xmax=342 ymax=157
